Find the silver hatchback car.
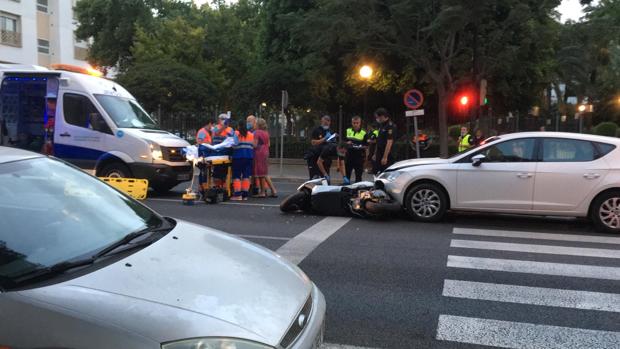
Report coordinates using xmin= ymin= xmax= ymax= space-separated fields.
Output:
xmin=0 ymin=147 xmax=325 ymax=349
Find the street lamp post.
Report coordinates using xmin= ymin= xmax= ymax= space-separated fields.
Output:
xmin=359 ymin=65 xmax=373 ymax=120
xmin=258 ymin=102 xmax=267 ymax=118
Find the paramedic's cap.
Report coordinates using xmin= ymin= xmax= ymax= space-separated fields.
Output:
xmin=218 ymin=113 xmax=229 ymax=120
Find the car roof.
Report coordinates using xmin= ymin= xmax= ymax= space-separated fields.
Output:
xmin=0 ymin=147 xmax=44 ymax=164
xmin=494 ymin=132 xmax=620 ymax=145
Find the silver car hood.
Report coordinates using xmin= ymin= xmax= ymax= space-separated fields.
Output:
xmin=18 ymin=220 xmax=311 ymax=346
xmin=387 ymin=157 xmax=449 ymax=170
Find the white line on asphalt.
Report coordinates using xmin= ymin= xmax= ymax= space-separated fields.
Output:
xmin=453 ymin=227 xmax=620 ymax=245
xmin=442 ymin=279 xmax=620 ymax=313
xmin=321 ymin=344 xmax=380 ymax=349
xmin=450 ymin=239 xmax=620 ymax=259
xmin=276 ymin=217 xmax=351 ymax=265
xmin=235 ymin=234 xmax=291 ymax=241
xmin=447 ymin=255 xmax=620 ymax=280
xmin=436 ymin=315 xmax=620 ymax=349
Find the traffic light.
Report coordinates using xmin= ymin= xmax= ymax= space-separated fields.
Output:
xmin=460 ymin=95 xmax=469 ymax=106
xmin=457 ymin=93 xmax=472 ymax=107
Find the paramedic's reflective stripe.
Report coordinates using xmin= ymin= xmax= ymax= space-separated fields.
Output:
xmin=346 ymin=128 xmax=366 ymax=141
xmin=234 ymin=143 xmax=254 ymax=150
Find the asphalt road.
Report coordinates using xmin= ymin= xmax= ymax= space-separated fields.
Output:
xmin=144 ymin=181 xmax=620 ymax=349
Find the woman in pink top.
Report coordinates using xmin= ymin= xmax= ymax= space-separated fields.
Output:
xmin=253 ymin=118 xmax=277 ymax=197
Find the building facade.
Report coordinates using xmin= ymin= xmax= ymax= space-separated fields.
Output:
xmin=0 ymin=0 xmax=89 ymax=68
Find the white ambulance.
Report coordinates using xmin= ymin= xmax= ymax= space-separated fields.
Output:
xmin=0 ymin=64 xmax=192 ymax=192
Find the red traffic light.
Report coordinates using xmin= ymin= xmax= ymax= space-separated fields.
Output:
xmin=459 ymin=95 xmax=469 ymax=106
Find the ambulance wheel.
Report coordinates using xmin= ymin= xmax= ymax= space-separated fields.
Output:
xmin=100 ymin=162 xmax=132 ymax=179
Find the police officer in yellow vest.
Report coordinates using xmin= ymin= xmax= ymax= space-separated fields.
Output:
xmin=458 ymin=126 xmax=474 ymax=152
xmin=345 ymin=116 xmax=368 ymax=183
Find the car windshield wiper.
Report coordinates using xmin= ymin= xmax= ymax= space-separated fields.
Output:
xmin=12 ymin=223 xmax=173 ymax=285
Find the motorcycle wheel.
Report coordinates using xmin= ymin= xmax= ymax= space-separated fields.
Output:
xmin=280 ymin=191 xmax=311 ymax=212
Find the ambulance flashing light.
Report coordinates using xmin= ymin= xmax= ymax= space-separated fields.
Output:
xmin=50 ymin=64 xmax=103 ymax=78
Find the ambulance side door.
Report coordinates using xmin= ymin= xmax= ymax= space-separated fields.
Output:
xmin=54 ymin=92 xmax=113 ymax=169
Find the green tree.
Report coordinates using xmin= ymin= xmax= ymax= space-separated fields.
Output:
xmin=291 ymin=0 xmax=560 ymax=157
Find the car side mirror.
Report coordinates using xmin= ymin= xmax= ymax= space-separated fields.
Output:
xmin=472 ymin=154 xmax=485 ymax=167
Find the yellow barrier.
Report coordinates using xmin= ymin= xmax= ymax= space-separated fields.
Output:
xmin=99 ymin=177 xmax=149 ymax=200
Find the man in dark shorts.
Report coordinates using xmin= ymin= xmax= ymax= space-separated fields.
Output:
xmin=372 ymin=108 xmax=396 ymax=174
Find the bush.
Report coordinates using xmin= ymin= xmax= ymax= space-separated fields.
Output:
xmin=593 ymin=122 xmax=618 ymax=137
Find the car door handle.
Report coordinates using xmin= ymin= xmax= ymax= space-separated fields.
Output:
xmin=583 ymin=173 xmax=601 ymax=179
xmin=517 ymin=173 xmax=533 ymax=179
xmin=59 ymin=132 xmax=71 ymax=137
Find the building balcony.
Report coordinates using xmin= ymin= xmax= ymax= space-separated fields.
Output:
xmin=0 ymin=30 xmax=21 ymax=47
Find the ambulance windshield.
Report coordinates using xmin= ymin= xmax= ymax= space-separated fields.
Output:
xmin=95 ymin=94 xmax=158 ymax=130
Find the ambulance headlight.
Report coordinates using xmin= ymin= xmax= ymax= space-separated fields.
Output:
xmin=149 ymin=142 xmax=163 ymax=160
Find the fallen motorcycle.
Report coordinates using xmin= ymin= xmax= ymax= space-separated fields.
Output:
xmin=280 ymin=178 xmax=401 ymax=218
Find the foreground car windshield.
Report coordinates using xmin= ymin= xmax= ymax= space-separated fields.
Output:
xmin=0 ymin=157 xmax=163 ymax=286
xmin=94 ymin=94 xmax=158 ymax=129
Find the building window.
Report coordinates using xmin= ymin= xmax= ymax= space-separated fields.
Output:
xmin=38 ymin=39 xmax=50 ymax=54
xmin=37 ymin=0 xmax=48 ymax=13
xmin=0 ymin=12 xmax=21 ymax=47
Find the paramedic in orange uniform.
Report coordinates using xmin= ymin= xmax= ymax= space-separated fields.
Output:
xmin=231 ymin=120 xmax=254 ymax=200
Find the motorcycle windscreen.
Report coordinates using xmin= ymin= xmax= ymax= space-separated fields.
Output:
xmin=311 ymin=191 xmax=353 ymax=216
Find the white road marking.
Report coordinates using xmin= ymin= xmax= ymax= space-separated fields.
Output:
xmin=436 ymin=315 xmax=620 ymax=349
xmin=235 ymin=234 xmax=290 ymax=241
xmin=447 ymin=255 xmax=620 ymax=281
xmin=451 ymin=239 xmax=620 ymax=259
xmin=453 ymin=227 xmax=620 ymax=245
xmin=321 ymin=344 xmax=380 ymax=349
xmin=276 ymin=217 xmax=351 ymax=265
xmin=443 ymin=279 xmax=620 ymax=313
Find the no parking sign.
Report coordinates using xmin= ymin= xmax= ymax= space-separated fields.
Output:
xmin=403 ymin=89 xmax=424 ymax=110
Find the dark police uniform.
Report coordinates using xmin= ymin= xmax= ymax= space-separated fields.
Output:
xmin=373 ymin=121 xmax=396 ymax=174
xmin=305 ymin=126 xmax=332 ymax=179
xmin=345 ymin=127 xmax=367 ymax=182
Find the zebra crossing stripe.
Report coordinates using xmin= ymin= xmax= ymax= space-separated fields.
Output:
xmin=442 ymin=279 xmax=620 ymax=313
xmin=452 ymin=227 xmax=620 ymax=245
xmin=447 ymin=255 xmax=620 ymax=281
xmin=450 ymin=239 xmax=620 ymax=259
xmin=436 ymin=315 xmax=620 ymax=349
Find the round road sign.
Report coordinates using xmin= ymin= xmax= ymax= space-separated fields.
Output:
xmin=404 ymin=89 xmax=424 ymax=110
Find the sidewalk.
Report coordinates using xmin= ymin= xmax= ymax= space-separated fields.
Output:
xmin=268 ymin=158 xmax=375 ymax=183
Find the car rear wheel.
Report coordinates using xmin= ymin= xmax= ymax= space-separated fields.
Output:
xmin=591 ymin=191 xmax=620 ymax=234
xmin=100 ymin=162 xmax=132 ymax=178
xmin=405 ymin=183 xmax=448 ymax=222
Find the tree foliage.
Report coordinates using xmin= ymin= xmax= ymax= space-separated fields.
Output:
xmin=74 ymin=0 xmax=620 ymax=147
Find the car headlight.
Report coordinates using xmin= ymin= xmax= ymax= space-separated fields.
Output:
xmin=380 ymin=171 xmax=402 ymax=181
xmin=149 ymin=141 xmax=163 ymax=160
xmin=162 ymin=338 xmax=273 ymax=349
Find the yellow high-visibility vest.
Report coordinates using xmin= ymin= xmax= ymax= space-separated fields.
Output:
xmin=459 ymin=134 xmax=472 ymax=152
xmin=346 ymin=128 xmax=366 ymax=141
